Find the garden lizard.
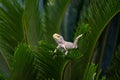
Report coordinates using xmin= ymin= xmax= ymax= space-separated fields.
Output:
xmin=53 ymin=33 xmax=83 ymax=56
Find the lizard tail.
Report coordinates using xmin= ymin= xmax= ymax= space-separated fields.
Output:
xmin=76 ymin=34 xmax=83 ymax=40
xmin=73 ymin=34 xmax=83 ymax=46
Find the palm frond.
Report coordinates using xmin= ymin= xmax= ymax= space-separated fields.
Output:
xmin=69 ymin=23 xmax=91 ymax=80
xmin=0 ymin=0 xmax=24 ymax=77
xmin=9 ymin=44 xmax=36 ymax=80
xmin=44 ymin=0 xmax=70 ymax=43
xmin=9 ymin=42 xmax=70 ymax=80
xmin=83 ymin=63 xmax=106 ymax=80
xmin=23 ymin=0 xmax=70 ymax=44
xmin=73 ymin=0 xmax=120 ymax=79
xmin=22 ymin=0 xmax=45 ymax=46
xmin=0 ymin=52 xmax=10 ymax=78
xmin=34 ymin=41 xmax=69 ymax=80
xmin=0 ymin=0 xmax=76 ymax=80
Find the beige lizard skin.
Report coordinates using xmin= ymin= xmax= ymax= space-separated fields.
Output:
xmin=53 ymin=33 xmax=83 ymax=55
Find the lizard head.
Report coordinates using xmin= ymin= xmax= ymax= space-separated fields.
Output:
xmin=53 ymin=33 xmax=64 ymax=44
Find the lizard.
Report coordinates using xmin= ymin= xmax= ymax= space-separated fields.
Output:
xmin=52 ymin=33 xmax=83 ymax=56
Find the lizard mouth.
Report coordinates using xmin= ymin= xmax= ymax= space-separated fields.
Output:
xmin=53 ymin=33 xmax=60 ymax=39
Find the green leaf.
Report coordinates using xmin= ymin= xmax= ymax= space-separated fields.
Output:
xmin=73 ymin=0 xmax=120 ymax=79
xmin=83 ymin=63 xmax=97 ymax=80
xmin=0 ymin=52 xmax=10 ymax=78
xmin=44 ymin=0 xmax=70 ymax=43
xmin=35 ymin=41 xmax=69 ymax=80
xmin=0 ymin=72 xmax=6 ymax=80
xmin=22 ymin=0 xmax=46 ymax=46
xmin=83 ymin=63 xmax=106 ymax=80
xmin=0 ymin=0 xmax=24 ymax=78
xmin=9 ymin=44 xmax=35 ymax=80
xmin=23 ymin=0 xmax=70 ymax=45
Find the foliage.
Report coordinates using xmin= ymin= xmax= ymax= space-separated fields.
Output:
xmin=9 ymin=44 xmax=35 ymax=80
xmin=0 ymin=0 xmax=24 ymax=78
xmin=0 ymin=72 xmax=6 ymax=80
xmin=83 ymin=63 xmax=106 ymax=80
xmin=73 ymin=0 xmax=120 ymax=78
xmin=106 ymin=45 xmax=120 ymax=80
xmin=34 ymin=41 xmax=68 ymax=80
xmin=0 ymin=0 xmax=120 ymax=80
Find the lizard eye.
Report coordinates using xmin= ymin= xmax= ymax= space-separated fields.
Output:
xmin=57 ymin=35 xmax=60 ymax=37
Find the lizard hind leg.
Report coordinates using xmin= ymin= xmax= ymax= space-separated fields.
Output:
xmin=62 ymin=50 xmax=68 ymax=59
xmin=60 ymin=48 xmax=68 ymax=59
xmin=61 ymin=48 xmax=68 ymax=55
xmin=65 ymin=50 xmax=68 ymax=55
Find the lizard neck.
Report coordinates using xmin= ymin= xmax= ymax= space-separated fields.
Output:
xmin=55 ymin=39 xmax=65 ymax=44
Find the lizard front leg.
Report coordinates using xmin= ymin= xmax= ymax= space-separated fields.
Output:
xmin=53 ymin=45 xmax=60 ymax=54
xmin=52 ymin=45 xmax=61 ymax=59
xmin=54 ymin=44 xmax=68 ymax=55
xmin=61 ymin=45 xmax=68 ymax=55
